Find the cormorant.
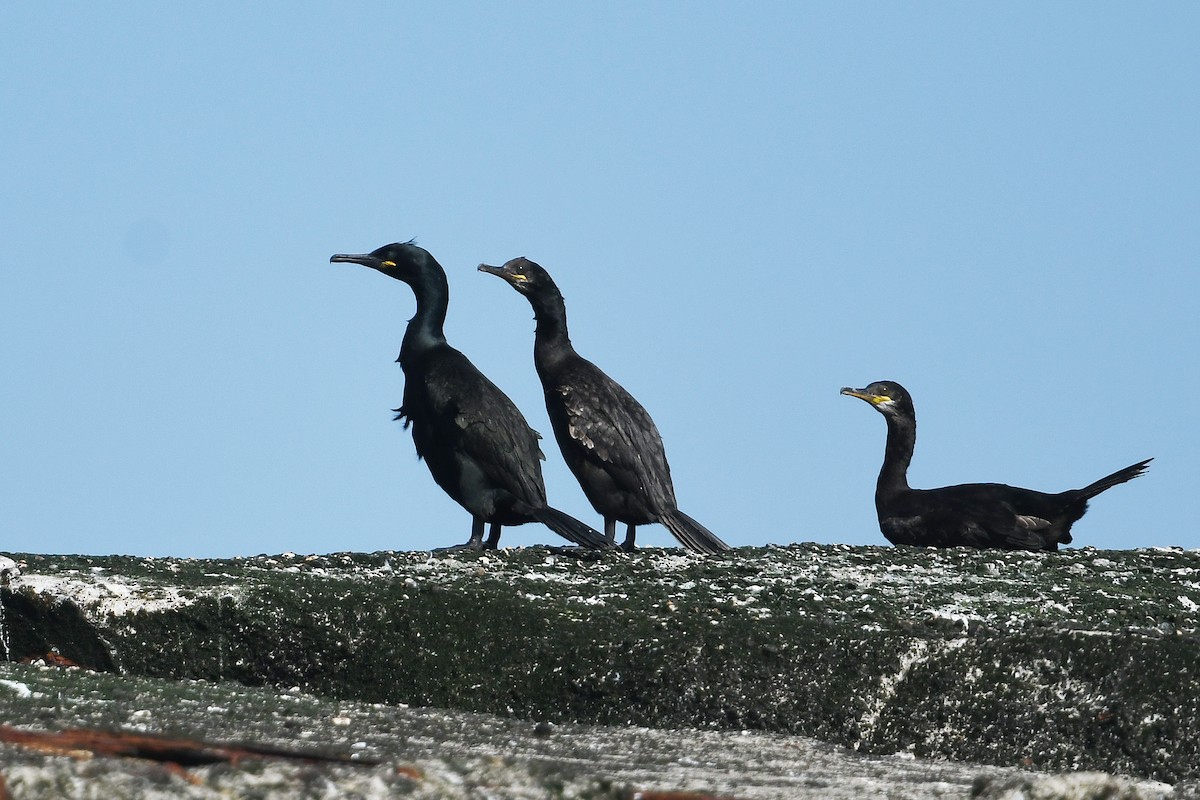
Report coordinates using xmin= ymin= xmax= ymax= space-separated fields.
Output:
xmin=479 ymin=257 xmax=730 ymax=555
xmin=331 ymin=242 xmax=612 ymax=551
xmin=841 ymin=380 xmax=1151 ymax=550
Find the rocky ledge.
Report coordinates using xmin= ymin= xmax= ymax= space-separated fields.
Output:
xmin=1 ymin=544 xmax=1198 ymax=797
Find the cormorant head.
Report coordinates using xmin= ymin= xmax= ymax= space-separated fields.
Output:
xmin=330 ymin=240 xmax=441 ymax=286
xmin=840 ymin=381 xmax=915 ymax=420
xmin=477 ymin=257 xmax=557 ymax=298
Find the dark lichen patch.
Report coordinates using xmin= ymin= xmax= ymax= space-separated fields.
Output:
xmin=0 ymin=587 xmax=117 ymax=672
xmin=2 ymin=545 xmax=1198 ymax=783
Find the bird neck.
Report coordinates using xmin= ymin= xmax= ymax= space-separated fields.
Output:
xmin=529 ymin=289 xmax=576 ymax=367
xmin=399 ymin=273 xmax=450 ymax=361
xmin=877 ymin=414 xmax=915 ymax=499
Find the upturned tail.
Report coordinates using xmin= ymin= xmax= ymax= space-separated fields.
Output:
xmin=1079 ymin=458 xmax=1152 ymax=500
xmin=531 ymin=506 xmax=615 ymax=550
xmin=660 ymin=510 xmax=731 ymax=555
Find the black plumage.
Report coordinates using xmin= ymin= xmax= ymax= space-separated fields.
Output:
xmin=841 ymin=380 xmax=1151 ymax=550
xmin=479 ymin=257 xmax=729 ymax=554
xmin=331 ymin=243 xmax=611 ymax=551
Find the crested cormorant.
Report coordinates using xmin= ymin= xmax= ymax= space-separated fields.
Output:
xmin=841 ymin=380 xmax=1151 ymax=550
xmin=331 ymin=242 xmax=612 ymax=551
xmin=479 ymin=257 xmax=730 ymax=555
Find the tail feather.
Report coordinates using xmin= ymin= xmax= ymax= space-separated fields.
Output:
xmin=1079 ymin=458 xmax=1152 ymax=500
xmin=660 ymin=510 xmax=731 ymax=555
xmin=530 ymin=506 xmax=615 ymax=550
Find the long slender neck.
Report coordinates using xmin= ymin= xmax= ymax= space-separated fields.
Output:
xmin=528 ymin=286 xmax=576 ymax=371
xmin=399 ymin=271 xmax=449 ymax=363
xmin=877 ymin=413 xmax=915 ymax=501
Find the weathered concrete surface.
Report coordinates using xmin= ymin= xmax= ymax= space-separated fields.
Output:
xmin=0 ymin=662 xmax=1180 ymax=799
xmin=2 ymin=545 xmax=1198 ymax=789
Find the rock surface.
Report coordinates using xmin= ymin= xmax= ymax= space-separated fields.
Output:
xmin=1 ymin=544 xmax=1198 ymax=797
xmin=0 ymin=663 xmax=1179 ymax=799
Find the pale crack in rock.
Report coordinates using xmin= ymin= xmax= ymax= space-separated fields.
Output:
xmin=0 ymin=555 xmax=21 ymax=583
xmin=0 ymin=678 xmax=35 ymax=698
xmin=857 ymin=637 xmax=969 ymax=749
xmin=13 ymin=573 xmax=204 ymax=619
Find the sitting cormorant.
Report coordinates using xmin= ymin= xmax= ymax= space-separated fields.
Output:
xmin=841 ymin=380 xmax=1151 ymax=550
xmin=479 ymin=257 xmax=730 ymax=555
xmin=331 ymin=243 xmax=611 ymax=551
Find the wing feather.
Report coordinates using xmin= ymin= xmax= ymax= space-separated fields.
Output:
xmin=409 ymin=346 xmax=547 ymax=505
xmin=554 ymin=358 xmax=676 ymax=510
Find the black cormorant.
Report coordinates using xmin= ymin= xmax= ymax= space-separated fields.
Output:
xmin=841 ymin=380 xmax=1151 ymax=550
xmin=479 ymin=257 xmax=730 ymax=555
xmin=331 ymin=242 xmax=612 ymax=551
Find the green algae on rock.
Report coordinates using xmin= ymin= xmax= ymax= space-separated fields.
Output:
xmin=2 ymin=545 xmax=1198 ymax=783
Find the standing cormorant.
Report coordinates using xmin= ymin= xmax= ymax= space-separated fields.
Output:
xmin=331 ymin=242 xmax=611 ymax=551
xmin=479 ymin=257 xmax=730 ymax=555
xmin=841 ymin=380 xmax=1151 ymax=550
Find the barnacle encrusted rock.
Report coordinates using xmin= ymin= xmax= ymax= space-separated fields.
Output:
xmin=2 ymin=544 xmax=1198 ymax=785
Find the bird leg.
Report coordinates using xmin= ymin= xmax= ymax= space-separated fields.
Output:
xmin=604 ymin=517 xmax=618 ymax=546
xmin=484 ymin=522 xmax=502 ymax=549
xmin=434 ymin=517 xmax=487 ymax=552
xmin=620 ymin=523 xmax=637 ymax=553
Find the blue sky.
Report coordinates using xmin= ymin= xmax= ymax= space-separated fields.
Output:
xmin=3 ymin=4 xmax=1195 ymax=557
